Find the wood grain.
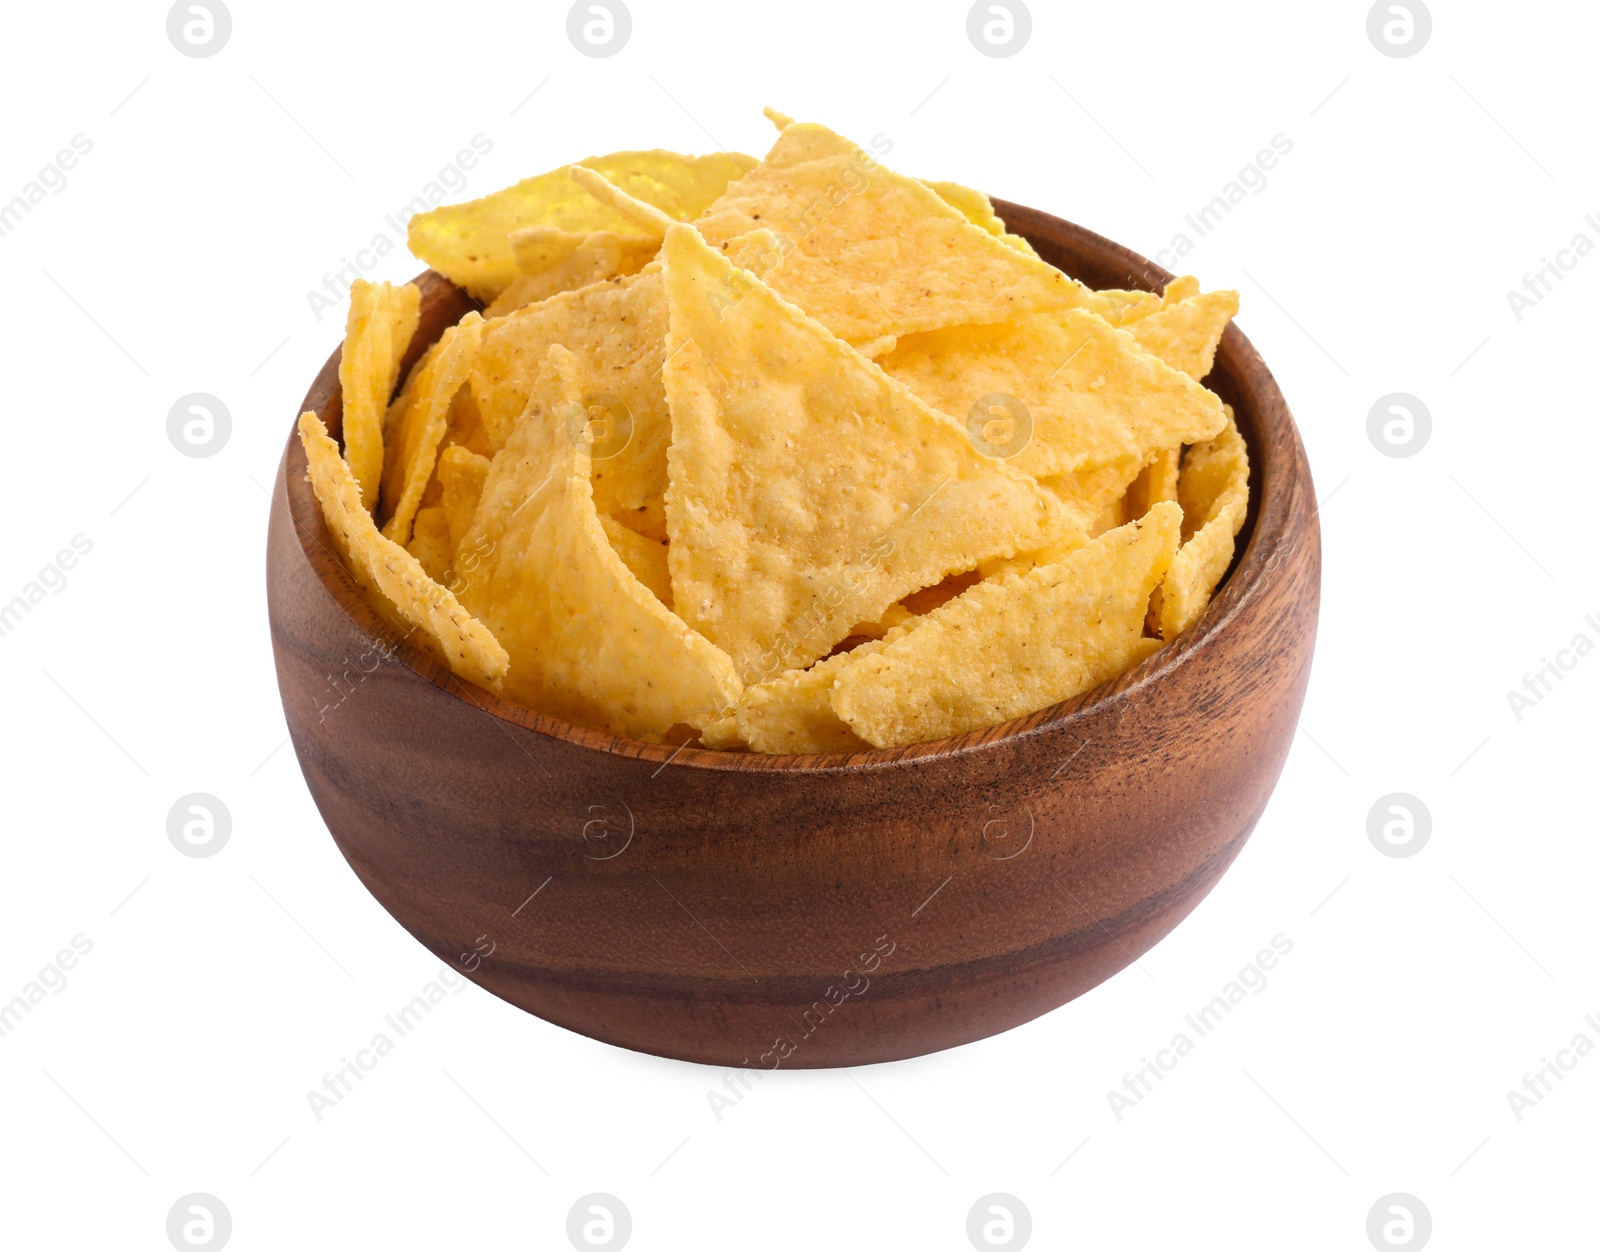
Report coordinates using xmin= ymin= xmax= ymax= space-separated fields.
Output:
xmin=265 ymin=203 xmax=1320 ymax=1067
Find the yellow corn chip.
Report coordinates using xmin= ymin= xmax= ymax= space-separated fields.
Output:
xmin=409 ymin=151 xmax=751 ymax=300
xmin=406 ymin=506 xmax=454 ymax=583
xmin=660 ymin=224 xmax=1069 ymax=683
xmin=455 ymin=346 xmax=741 ymax=736
xmin=1124 ymin=445 xmax=1181 ymax=519
xmin=1156 ymin=411 xmax=1249 ymax=639
xmin=485 ymin=230 xmax=646 ymax=318
xmin=600 ymin=515 xmax=672 ymax=608
xmin=693 ymin=121 xmax=1103 ymax=342
xmin=567 ymin=165 xmax=679 ymax=235
xmin=882 ymin=309 xmax=1221 ymax=486
xmin=1163 ymin=275 xmax=1200 ymax=303
xmin=922 ymin=179 xmax=1037 ymax=255
xmin=340 ymin=280 xmax=421 ymax=512
xmin=471 ymin=267 xmax=671 ymax=540
xmin=718 ymin=642 xmax=887 ymax=754
xmin=832 ymin=503 xmax=1181 ymax=747
xmin=442 ymin=382 xmax=492 ymax=458
xmin=379 ymin=312 xmax=484 ymax=545
xmin=298 ymin=412 xmax=508 ymax=690
xmin=436 ymin=444 xmax=490 ymax=552
xmin=1127 ymin=288 xmax=1240 ymax=381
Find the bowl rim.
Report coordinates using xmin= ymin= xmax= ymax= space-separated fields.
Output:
xmin=280 ymin=201 xmax=1307 ymax=773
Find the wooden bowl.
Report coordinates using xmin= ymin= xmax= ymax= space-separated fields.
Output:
xmin=267 ymin=201 xmax=1319 ymax=1068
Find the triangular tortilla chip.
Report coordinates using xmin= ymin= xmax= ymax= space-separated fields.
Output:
xmin=471 ymin=267 xmax=671 ymax=540
xmin=409 ymin=151 xmax=752 ymax=301
xmin=436 ymin=444 xmax=491 ymax=552
xmin=455 ymin=346 xmax=741 ymax=737
xmin=832 ymin=503 xmax=1182 ymax=747
xmin=485 ymin=229 xmax=650 ymax=318
xmin=339 ymin=280 xmax=420 ymax=512
xmin=881 ymin=309 xmax=1222 ymax=483
xmin=922 ymin=179 xmax=1037 ymax=255
xmin=712 ymin=642 xmax=888 ymax=754
xmin=1127 ymin=288 xmax=1239 ymax=381
xmin=1155 ymin=410 xmax=1249 ymax=639
xmin=298 ymin=412 xmax=508 ymax=690
xmin=379 ymin=312 xmax=484 ymax=545
xmin=406 ymin=506 xmax=453 ymax=584
xmin=692 ymin=121 xmax=1104 ymax=342
xmin=660 ymin=223 xmax=1069 ymax=683
xmin=599 ymin=515 xmax=672 ymax=608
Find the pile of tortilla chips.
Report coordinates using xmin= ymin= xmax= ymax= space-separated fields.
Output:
xmin=298 ymin=110 xmax=1250 ymax=752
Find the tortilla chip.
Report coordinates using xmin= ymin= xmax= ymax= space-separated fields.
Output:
xmin=409 ymin=150 xmax=752 ymax=300
xmin=600 ymin=515 xmax=672 ymax=608
xmin=567 ymin=165 xmax=679 ymax=235
xmin=832 ymin=503 xmax=1181 ymax=747
xmin=442 ymin=383 xmax=492 ymax=458
xmin=455 ymin=345 xmax=741 ymax=736
xmin=692 ymin=120 xmax=1106 ymax=342
xmin=922 ymin=179 xmax=1037 ymax=255
xmin=882 ymin=309 xmax=1222 ymax=486
xmin=1156 ymin=411 xmax=1249 ymax=639
xmin=485 ymin=230 xmax=648 ymax=318
xmin=406 ymin=506 xmax=454 ymax=583
xmin=298 ymin=412 xmax=508 ymax=690
xmin=436 ymin=444 xmax=491 ymax=552
xmin=340 ymin=280 xmax=421 ymax=512
xmin=1124 ymin=444 xmax=1181 ymax=520
xmin=471 ymin=267 xmax=671 ymax=540
xmin=379 ymin=312 xmax=484 ymax=545
xmin=660 ymin=223 xmax=1069 ymax=683
xmin=717 ymin=643 xmax=887 ymax=754
xmin=1127 ymin=288 xmax=1240 ymax=381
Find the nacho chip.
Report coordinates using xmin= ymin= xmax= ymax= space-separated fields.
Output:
xmin=693 ymin=120 xmax=1103 ymax=342
xmin=922 ymin=179 xmax=1037 ymax=256
xmin=471 ymin=267 xmax=671 ymax=539
xmin=567 ymin=164 xmax=679 ymax=235
xmin=409 ymin=150 xmax=752 ymax=300
xmin=661 ymin=224 xmax=1069 ymax=683
xmin=485 ymin=230 xmax=648 ymax=318
xmin=1156 ymin=411 xmax=1249 ymax=639
xmin=718 ymin=642 xmax=887 ymax=754
xmin=406 ymin=506 xmax=453 ymax=583
xmin=1124 ymin=445 xmax=1181 ymax=520
xmin=600 ymin=515 xmax=672 ymax=608
xmin=1163 ymin=275 xmax=1200 ymax=303
xmin=442 ymin=383 xmax=492 ymax=458
xmin=297 ymin=412 xmax=508 ymax=690
xmin=832 ymin=503 xmax=1181 ymax=747
xmin=455 ymin=346 xmax=741 ymax=736
xmin=436 ymin=444 xmax=491 ymax=552
xmin=340 ymin=280 xmax=421 ymax=512
xmin=1127 ymin=288 xmax=1240 ymax=381
xmin=882 ymin=309 xmax=1221 ymax=488
xmin=379 ymin=312 xmax=484 ymax=545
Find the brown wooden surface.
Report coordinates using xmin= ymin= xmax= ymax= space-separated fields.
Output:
xmin=265 ymin=204 xmax=1320 ymax=1067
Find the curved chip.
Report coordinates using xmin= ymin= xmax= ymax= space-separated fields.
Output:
xmin=339 ymin=280 xmax=420 ymax=512
xmin=832 ymin=503 xmax=1182 ymax=748
xmin=298 ymin=412 xmax=508 ymax=691
xmin=379 ymin=312 xmax=484 ymax=545
xmin=1155 ymin=410 xmax=1250 ymax=639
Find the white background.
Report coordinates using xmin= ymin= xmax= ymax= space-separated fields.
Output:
xmin=1 ymin=1 xmax=1595 ymax=1248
